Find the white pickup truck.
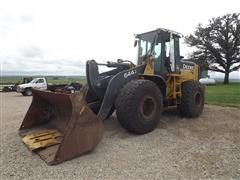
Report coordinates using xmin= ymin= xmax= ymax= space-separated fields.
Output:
xmin=17 ymin=77 xmax=48 ymax=96
xmin=17 ymin=77 xmax=81 ymax=96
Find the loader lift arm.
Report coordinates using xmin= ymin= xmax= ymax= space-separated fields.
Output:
xmin=85 ymin=59 xmax=147 ymax=120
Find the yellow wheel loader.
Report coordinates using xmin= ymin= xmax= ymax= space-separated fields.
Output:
xmin=19 ymin=28 xmax=204 ymax=165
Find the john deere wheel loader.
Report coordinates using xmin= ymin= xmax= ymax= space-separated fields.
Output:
xmin=19 ymin=28 xmax=204 ymax=165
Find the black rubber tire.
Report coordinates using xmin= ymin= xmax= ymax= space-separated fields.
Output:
xmin=21 ymin=92 xmax=26 ymax=96
xmin=115 ymin=80 xmax=163 ymax=134
xmin=24 ymin=88 xmax=32 ymax=96
xmin=177 ymin=80 xmax=204 ymax=117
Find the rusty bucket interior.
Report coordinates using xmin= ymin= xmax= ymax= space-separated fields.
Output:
xmin=19 ymin=89 xmax=103 ymax=165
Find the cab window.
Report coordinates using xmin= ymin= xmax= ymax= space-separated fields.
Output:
xmin=36 ymin=79 xmax=44 ymax=83
xmin=153 ymin=42 xmax=162 ymax=73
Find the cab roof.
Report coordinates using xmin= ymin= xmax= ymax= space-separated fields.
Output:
xmin=135 ymin=28 xmax=183 ymax=38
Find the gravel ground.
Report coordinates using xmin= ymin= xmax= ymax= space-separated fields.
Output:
xmin=0 ymin=92 xmax=240 ymax=179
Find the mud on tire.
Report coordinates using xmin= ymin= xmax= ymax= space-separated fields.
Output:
xmin=177 ymin=80 xmax=204 ymax=117
xmin=115 ymin=80 xmax=163 ymax=134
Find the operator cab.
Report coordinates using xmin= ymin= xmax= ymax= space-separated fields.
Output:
xmin=135 ymin=28 xmax=182 ymax=77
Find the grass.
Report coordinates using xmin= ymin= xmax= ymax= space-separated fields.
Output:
xmin=205 ymin=83 xmax=240 ymax=108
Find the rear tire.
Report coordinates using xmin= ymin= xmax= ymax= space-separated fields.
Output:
xmin=177 ymin=80 xmax=204 ymax=117
xmin=115 ymin=80 xmax=163 ymax=134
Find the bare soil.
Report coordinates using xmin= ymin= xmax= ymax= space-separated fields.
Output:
xmin=0 ymin=92 xmax=240 ymax=179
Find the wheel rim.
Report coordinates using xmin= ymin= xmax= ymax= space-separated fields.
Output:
xmin=140 ymin=95 xmax=156 ymax=120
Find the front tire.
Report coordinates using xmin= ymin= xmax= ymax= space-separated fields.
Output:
xmin=177 ymin=80 xmax=204 ymax=117
xmin=24 ymin=88 xmax=32 ymax=96
xmin=115 ymin=80 xmax=163 ymax=134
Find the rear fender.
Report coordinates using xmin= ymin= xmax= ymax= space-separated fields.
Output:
xmin=97 ymin=64 xmax=146 ymax=120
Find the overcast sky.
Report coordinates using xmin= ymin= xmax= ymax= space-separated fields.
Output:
xmin=0 ymin=0 xmax=239 ymax=78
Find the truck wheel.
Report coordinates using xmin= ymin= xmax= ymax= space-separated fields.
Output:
xmin=177 ymin=80 xmax=204 ymax=117
xmin=24 ymin=88 xmax=32 ymax=96
xmin=115 ymin=80 xmax=163 ymax=134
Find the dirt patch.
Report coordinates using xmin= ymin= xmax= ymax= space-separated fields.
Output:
xmin=1 ymin=92 xmax=240 ymax=179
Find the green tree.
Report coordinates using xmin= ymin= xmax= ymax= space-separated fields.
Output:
xmin=186 ymin=13 xmax=240 ymax=84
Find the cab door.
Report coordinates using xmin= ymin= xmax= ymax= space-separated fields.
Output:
xmin=34 ymin=79 xmax=47 ymax=90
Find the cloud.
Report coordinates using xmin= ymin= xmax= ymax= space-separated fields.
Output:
xmin=2 ymin=55 xmax=86 ymax=76
xmin=1 ymin=0 xmax=240 ymax=76
xmin=19 ymin=45 xmax=44 ymax=58
xmin=20 ymin=15 xmax=33 ymax=23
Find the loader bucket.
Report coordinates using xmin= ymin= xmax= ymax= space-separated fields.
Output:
xmin=19 ymin=89 xmax=103 ymax=165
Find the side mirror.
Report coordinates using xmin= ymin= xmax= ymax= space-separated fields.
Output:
xmin=134 ymin=39 xmax=138 ymax=47
xmin=180 ymin=56 xmax=184 ymax=59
